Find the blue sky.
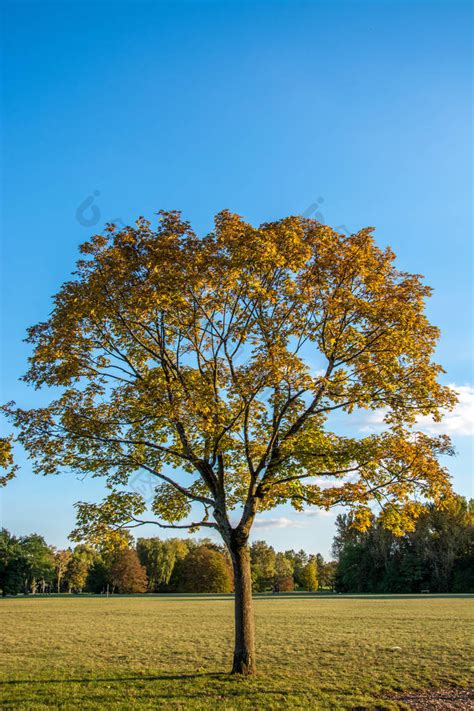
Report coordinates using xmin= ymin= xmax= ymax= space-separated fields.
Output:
xmin=1 ymin=0 xmax=472 ymax=558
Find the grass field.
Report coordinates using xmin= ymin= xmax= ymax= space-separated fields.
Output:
xmin=1 ymin=595 xmax=472 ymax=710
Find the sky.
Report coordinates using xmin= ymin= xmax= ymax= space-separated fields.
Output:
xmin=0 ymin=0 xmax=472 ymax=558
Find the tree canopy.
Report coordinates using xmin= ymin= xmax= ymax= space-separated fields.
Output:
xmin=172 ymin=544 xmax=232 ymax=593
xmin=110 ymin=548 xmax=148 ymax=593
xmin=4 ymin=211 xmax=456 ymax=543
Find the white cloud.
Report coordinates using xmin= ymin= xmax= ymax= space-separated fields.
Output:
xmin=418 ymin=384 xmax=474 ymax=437
xmin=252 ymin=509 xmax=335 ymax=529
xmin=302 ymin=477 xmax=336 ymax=489
xmin=253 ymin=516 xmax=303 ymax=529
xmin=301 ymin=508 xmax=335 ymax=518
xmin=360 ymin=383 xmax=474 ymax=437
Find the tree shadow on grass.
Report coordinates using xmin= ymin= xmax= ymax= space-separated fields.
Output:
xmin=0 ymin=672 xmax=230 ymax=685
xmin=0 ymin=673 xmax=304 ymax=708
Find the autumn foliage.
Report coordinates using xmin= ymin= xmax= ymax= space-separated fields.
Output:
xmin=110 ymin=548 xmax=148 ymax=594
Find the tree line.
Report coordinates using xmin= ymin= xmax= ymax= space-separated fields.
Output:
xmin=2 ymin=494 xmax=472 ymax=596
xmin=0 ymin=530 xmax=335 ymax=596
xmin=333 ymin=495 xmax=473 ymax=593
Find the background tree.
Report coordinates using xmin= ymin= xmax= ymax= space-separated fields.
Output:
xmin=137 ymin=537 xmax=189 ymax=591
xmin=171 ymin=544 xmax=232 ymax=593
xmin=274 ymin=551 xmax=294 ymax=591
xmin=300 ymin=559 xmax=318 ymax=591
xmin=420 ymin=496 xmax=473 ymax=591
xmin=53 ymin=549 xmax=72 ymax=593
xmin=285 ymin=549 xmax=309 ymax=589
xmin=5 ymin=211 xmax=456 ymax=674
xmin=319 ymin=560 xmax=337 ymax=591
xmin=21 ymin=534 xmax=54 ymax=594
xmin=110 ymin=548 xmax=148 ymax=593
xmin=86 ymin=555 xmax=111 ymax=593
xmin=314 ymin=553 xmax=326 ymax=589
xmin=334 ymin=496 xmax=473 ymax=593
xmin=65 ymin=545 xmax=95 ymax=593
xmin=250 ymin=541 xmax=276 ymax=591
xmin=0 ymin=530 xmax=26 ymax=596
xmin=0 ymin=531 xmax=54 ymax=594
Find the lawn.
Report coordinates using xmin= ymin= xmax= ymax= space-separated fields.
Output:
xmin=0 ymin=595 xmax=472 ymax=710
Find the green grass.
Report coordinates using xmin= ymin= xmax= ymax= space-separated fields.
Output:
xmin=1 ymin=595 xmax=472 ymax=709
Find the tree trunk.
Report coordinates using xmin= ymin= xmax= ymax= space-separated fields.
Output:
xmin=230 ymin=544 xmax=256 ymax=675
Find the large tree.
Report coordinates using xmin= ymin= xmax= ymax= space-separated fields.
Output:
xmin=4 ymin=211 xmax=456 ymax=673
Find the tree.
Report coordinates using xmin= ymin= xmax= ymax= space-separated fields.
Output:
xmin=137 ymin=537 xmax=189 ymax=591
xmin=420 ymin=496 xmax=473 ymax=592
xmin=4 ymin=211 xmax=456 ymax=674
xmin=285 ymin=549 xmax=309 ymax=589
xmin=172 ymin=544 xmax=232 ymax=593
xmin=53 ymin=549 xmax=72 ymax=593
xmin=320 ymin=560 xmax=337 ymax=591
xmin=300 ymin=559 xmax=318 ymax=591
xmin=274 ymin=551 xmax=294 ymax=590
xmin=110 ymin=548 xmax=148 ymax=593
xmin=250 ymin=541 xmax=276 ymax=591
xmin=20 ymin=534 xmax=55 ymax=593
xmin=86 ymin=556 xmax=110 ymax=593
xmin=65 ymin=545 xmax=94 ymax=593
xmin=451 ymin=498 xmax=474 ymax=592
xmin=0 ymin=530 xmax=54 ymax=595
xmin=333 ymin=496 xmax=474 ymax=593
xmin=0 ymin=530 xmax=26 ymax=596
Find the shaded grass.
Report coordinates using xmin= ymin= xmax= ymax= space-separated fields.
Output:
xmin=1 ymin=596 xmax=472 ymax=709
